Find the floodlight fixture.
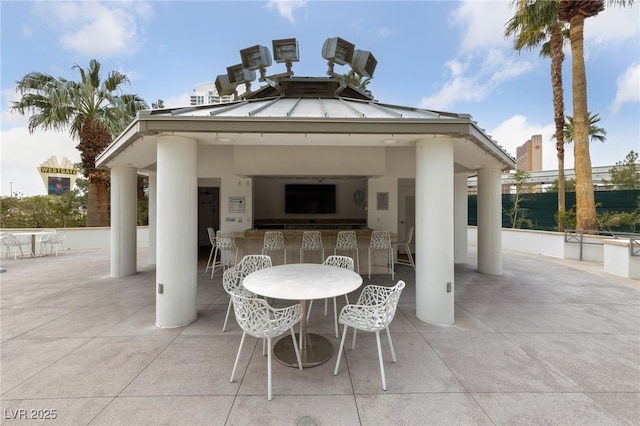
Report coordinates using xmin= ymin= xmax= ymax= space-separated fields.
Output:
xmin=226 ymin=64 xmax=256 ymax=84
xmin=351 ymin=49 xmax=377 ymax=78
xmin=240 ymin=45 xmax=272 ymax=70
xmin=273 ymin=38 xmax=299 ymax=63
xmin=215 ymin=74 xmax=238 ymax=97
xmin=322 ymin=37 xmax=355 ymax=65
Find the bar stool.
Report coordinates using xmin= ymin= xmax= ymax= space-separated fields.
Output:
xmin=334 ymin=231 xmax=359 ymax=273
xmin=368 ymin=230 xmax=394 ymax=280
xmin=211 ymin=231 xmax=238 ymax=278
xmin=262 ymin=231 xmax=286 ymax=264
xmin=300 ymin=231 xmax=324 ymax=263
xmin=395 ymin=227 xmax=415 ymax=270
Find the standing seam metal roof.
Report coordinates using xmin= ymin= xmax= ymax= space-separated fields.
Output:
xmin=153 ymin=96 xmax=456 ymax=120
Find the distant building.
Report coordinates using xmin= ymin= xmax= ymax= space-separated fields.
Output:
xmin=190 ymin=83 xmax=245 ymax=106
xmin=516 ymin=134 xmax=542 ymax=171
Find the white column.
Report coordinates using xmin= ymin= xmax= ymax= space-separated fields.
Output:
xmin=415 ymin=138 xmax=454 ymax=325
xmin=477 ymin=167 xmax=503 ymax=275
xmin=454 ymin=173 xmax=468 ymax=264
xmin=156 ymin=135 xmax=198 ymax=327
xmin=110 ymin=166 xmax=137 ymax=277
xmin=147 ymin=171 xmax=157 ymax=265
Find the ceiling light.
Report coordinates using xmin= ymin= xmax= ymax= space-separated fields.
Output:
xmin=381 ymin=139 xmax=397 ymax=145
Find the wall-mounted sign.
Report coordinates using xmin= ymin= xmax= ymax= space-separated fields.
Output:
xmin=229 ymin=196 xmax=245 ymax=213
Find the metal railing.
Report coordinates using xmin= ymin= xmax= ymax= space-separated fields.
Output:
xmin=564 ymin=229 xmax=640 ymax=259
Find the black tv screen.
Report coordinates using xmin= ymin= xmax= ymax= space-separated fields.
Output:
xmin=285 ymin=184 xmax=336 ymax=214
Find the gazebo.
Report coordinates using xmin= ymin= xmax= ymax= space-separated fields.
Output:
xmin=96 ymin=39 xmax=515 ymax=329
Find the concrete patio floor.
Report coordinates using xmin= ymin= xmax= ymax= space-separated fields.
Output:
xmin=1 ymin=246 xmax=638 ymax=425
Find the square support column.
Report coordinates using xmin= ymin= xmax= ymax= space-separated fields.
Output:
xmin=415 ymin=137 xmax=454 ymax=325
xmin=477 ymin=167 xmax=503 ymax=275
xmin=156 ymin=135 xmax=198 ymax=328
xmin=110 ymin=166 xmax=138 ymax=277
xmin=454 ymin=173 xmax=469 ymax=264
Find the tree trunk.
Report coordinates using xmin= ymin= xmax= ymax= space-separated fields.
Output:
xmin=550 ymin=24 xmax=567 ymax=230
xmin=568 ymin=13 xmax=598 ymax=231
xmin=86 ymin=171 xmax=110 ymax=227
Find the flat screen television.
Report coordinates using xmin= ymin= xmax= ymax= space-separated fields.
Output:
xmin=285 ymin=184 xmax=336 ymax=214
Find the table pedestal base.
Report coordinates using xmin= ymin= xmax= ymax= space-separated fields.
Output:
xmin=274 ymin=333 xmax=333 ymax=368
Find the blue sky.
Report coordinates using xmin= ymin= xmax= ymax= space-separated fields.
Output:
xmin=1 ymin=0 xmax=639 ymax=196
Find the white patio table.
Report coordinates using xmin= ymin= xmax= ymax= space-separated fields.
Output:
xmin=9 ymin=231 xmax=55 ymax=257
xmin=243 ymin=263 xmax=362 ymax=368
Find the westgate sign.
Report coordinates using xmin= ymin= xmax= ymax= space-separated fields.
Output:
xmin=38 ymin=156 xmax=78 ymax=195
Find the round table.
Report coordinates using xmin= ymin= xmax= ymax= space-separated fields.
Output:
xmin=243 ymin=263 xmax=362 ymax=367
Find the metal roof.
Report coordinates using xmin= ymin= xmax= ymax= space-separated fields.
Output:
xmin=96 ymin=78 xmax=516 ymax=172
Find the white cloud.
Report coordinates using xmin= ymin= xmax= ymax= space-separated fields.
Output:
xmin=610 ymin=63 xmax=640 ymax=113
xmin=585 ymin=4 xmax=640 ymax=46
xmin=489 ymin=115 xmax=562 ymax=171
xmin=420 ymin=49 xmax=534 ymax=110
xmin=452 ymin=0 xmax=512 ymax=53
xmin=267 ymin=0 xmax=307 ymax=23
xmin=32 ymin=1 xmax=153 ymax=58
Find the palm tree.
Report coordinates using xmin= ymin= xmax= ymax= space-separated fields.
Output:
xmin=505 ymin=0 xmax=569 ymax=229
xmin=344 ymin=70 xmax=372 ymax=96
xmin=559 ymin=112 xmax=607 ymax=144
xmin=11 ymin=59 xmax=147 ymax=227
xmin=558 ymin=0 xmax=634 ymax=230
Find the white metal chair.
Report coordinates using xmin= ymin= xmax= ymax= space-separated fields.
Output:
xmin=307 ymin=255 xmax=354 ymax=338
xmin=262 ymin=231 xmax=286 ymax=264
xmin=222 ymin=254 xmax=273 ymax=332
xmin=204 ymin=227 xmax=216 ymax=275
xmin=45 ymin=230 xmax=67 ymax=256
xmin=1 ymin=234 xmax=29 ymax=259
xmin=368 ymin=231 xmax=394 ymax=280
xmin=211 ymin=231 xmax=238 ymax=278
xmin=395 ymin=227 xmax=415 ymax=270
xmin=299 ymin=231 xmax=324 ymax=263
xmin=334 ymin=280 xmax=406 ymax=391
xmin=229 ymin=295 xmax=303 ymax=400
xmin=334 ymin=231 xmax=359 ymax=273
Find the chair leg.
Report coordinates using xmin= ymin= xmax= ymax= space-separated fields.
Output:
xmin=205 ymin=246 xmax=215 ymax=273
xmin=222 ymin=300 xmax=233 ymax=332
xmin=368 ymin=249 xmax=372 ymax=279
xmin=385 ymin=327 xmax=397 ymax=363
xmin=406 ymin=243 xmax=415 ymax=270
xmin=351 ymin=329 xmax=358 ymax=350
xmin=332 ymin=296 xmax=339 ymax=338
xmin=375 ymin=331 xmax=387 ymax=391
xmin=210 ymin=246 xmax=219 ymax=279
xmin=230 ymin=331 xmax=247 ymax=383
xmin=267 ymin=336 xmax=272 ymax=400
xmin=290 ymin=327 xmax=303 ymax=370
xmin=334 ymin=325 xmax=349 ymax=376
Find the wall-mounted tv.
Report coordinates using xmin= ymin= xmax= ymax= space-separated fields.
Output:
xmin=285 ymin=184 xmax=336 ymax=214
